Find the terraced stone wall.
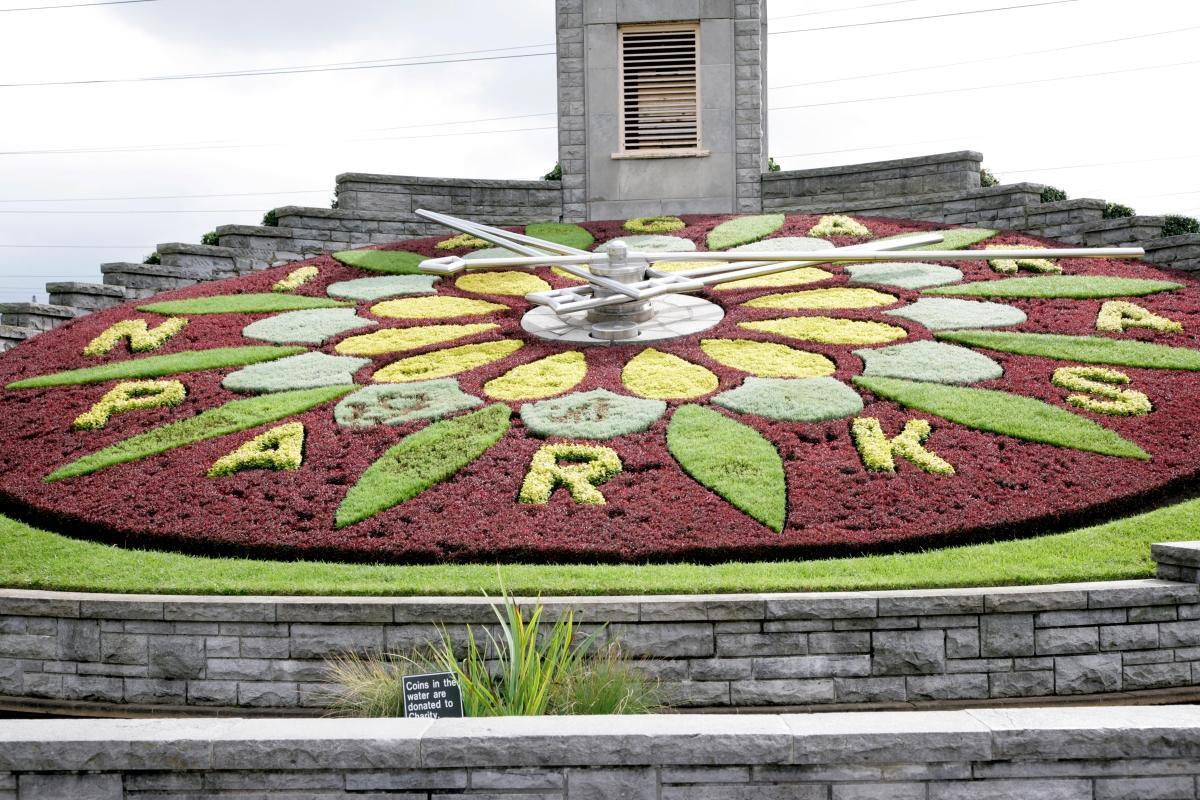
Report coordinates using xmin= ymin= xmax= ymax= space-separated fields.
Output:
xmin=2 ymin=707 xmax=1200 ymax=799
xmin=2 ymin=547 xmax=1199 ymax=712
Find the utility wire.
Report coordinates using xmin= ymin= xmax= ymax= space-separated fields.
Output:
xmin=0 ymin=244 xmax=153 ymax=248
xmin=0 ymin=111 xmax=558 ymax=163
xmin=770 ymin=0 xmax=1081 ymax=36
xmin=771 ymin=0 xmax=925 ymax=21
xmin=997 ymin=153 xmax=1200 ymax=175
xmin=0 ymin=125 xmax=557 ymax=157
xmin=0 ymin=0 xmax=156 ymax=12
xmin=0 ymin=49 xmax=553 ymax=89
xmin=0 ymin=189 xmax=329 ymax=203
xmin=774 ymin=57 xmax=1200 ymax=110
xmin=0 ymin=209 xmax=268 ymax=214
xmin=770 ymin=24 xmax=1200 ymax=89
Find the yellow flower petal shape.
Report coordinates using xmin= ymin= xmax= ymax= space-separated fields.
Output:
xmin=551 ymin=266 xmax=588 ymax=283
xmin=335 ymin=324 xmax=498 ymax=356
xmin=622 ymin=348 xmax=718 ymax=400
xmin=455 ymin=271 xmax=552 ymax=296
xmin=741 ymin=317 xmax=908 ymax=345
xmin=484 ymin=352 xmax=587 ymax=400
xmin=652 ymin=260 xmax=723 ymax=273
xmin=714 ymin=267 xmax=834 ymax=291
xmin=370 ymin=296 xmax=508 ymax=319
xmin=700 ymin=339 xmax=835 ymax=378
xmin=373 ymin=340 xmax=523 ymax=383
xmin=744 ymin=287 xmax=899 ymax=311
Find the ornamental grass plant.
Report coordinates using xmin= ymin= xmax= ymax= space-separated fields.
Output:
xmin=324 ymin=591 xmax=660 ymax=717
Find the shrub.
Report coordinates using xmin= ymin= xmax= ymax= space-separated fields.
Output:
xmin=1103 ymin=202 xmax=1135 ymax=219
xmin=1040 ymin=186 xmax=1068 ymax=203
xmin=262 ymin=209 xmax=279 ymax=227
xmin=543 ymin=163 xmax=562 ymax=181
xmin=767 ymin=157 xmax=782 ymax=173
xmin=200 ymin=231 xmax=220 ymax=246
xmin=979 ymin=168 xmax=999 ymax=187
xmin=330 ymin=195 xmax=339 ymax=210
xmin=324 ymin=592 xmax=660 ymax=717
xmin=143 ymin=252 xmax=160 ymax=265
xmin=1163 ymin=215 xmax=1200 ymax=237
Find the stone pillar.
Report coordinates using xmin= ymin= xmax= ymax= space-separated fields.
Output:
xmin=1152 ymin=542 xmax=1200 ymax=582
xmin=555 ymin=0 xmax=768 ymax=221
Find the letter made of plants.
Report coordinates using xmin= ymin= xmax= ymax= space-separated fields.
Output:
xmin=1 ymin=214 xmax=1198 ymax=563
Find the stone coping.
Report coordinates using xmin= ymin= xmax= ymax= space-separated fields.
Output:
xmin=336 ymin=172 xmax=561 ymax=190
xmin=763 ymin=150 xmax=984 ymax=180
xmin=1 ymin=706 xmax=1198 ymax=772
xmin=3 ymin=578 xmax=1196 ymax=624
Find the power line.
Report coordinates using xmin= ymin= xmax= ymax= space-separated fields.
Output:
xmin=770 ymin=24 xmax=1200 ymax=89
xmin=0 ymin=0 xmax=156 ymax=12
xmin=0 ymin=49 xmax=554 ymax=89
xmin=770 ymin=0 xmax=1082 ymax=36
xmin=774 ymin=136 xmax=984 ymax=160
xmin=774 ymin=57 xmax=1200 ymax=110
xmin=770 ymin=0 xmax=925 ymax=21
xmin=0 ymin=244 xmax=152 ymax=248
xmin=0 ymin=209 xmax=267 ymax=214
xmin=997 ymin=153 xmax=1200 ymax=175
xmin=0 ymin=125 xmax=557 ymax=157
xmin=0 ymin=189 xmax=328 ymax=203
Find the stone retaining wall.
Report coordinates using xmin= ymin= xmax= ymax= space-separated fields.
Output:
xmin=2 ymin=706 xmax=1199 ymax=799
xmin=2 ymin=543 xmax=1198 ymax=712
xmin=761 ymin=150 xmax=985 ymax=211
xmin=334 ymin=172 xmax=564 ymax=231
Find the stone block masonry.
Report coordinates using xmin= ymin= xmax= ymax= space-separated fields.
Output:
xmin=3 ymin=542 xmax=1200 ymax=712
xmin=2 ymin=706 xmax=1200 ymax=798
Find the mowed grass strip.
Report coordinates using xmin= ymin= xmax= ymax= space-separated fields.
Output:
xmin=0 ymin=498 xmax=1192 ymax=595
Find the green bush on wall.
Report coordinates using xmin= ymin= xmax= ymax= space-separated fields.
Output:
xmin=1163 ymin=215 xmax=1200 ymax=237
xmin=1040 ymin=186 xmax=1068 ymax=203
xmin=1103 ymin=203 xmax=1135 ymax=219
xmin=143 ymin=252 xmax=160 ymax=265
xmin=980 ymin=168 xmax=999 ymax=187
xmin=201 ymin=231 xmax=220 ymax=246
xmin=543 ymin=163 xmax=562 ymax=181
xmin=262 ymin=209 xmax=279 ymax=227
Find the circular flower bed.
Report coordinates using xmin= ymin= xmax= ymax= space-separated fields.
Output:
xmin=2 ymin=213 xmax=1200 ymax=564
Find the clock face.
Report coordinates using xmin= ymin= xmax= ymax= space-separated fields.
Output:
xmin=1 ymin=212 xmax=1198 ymax=564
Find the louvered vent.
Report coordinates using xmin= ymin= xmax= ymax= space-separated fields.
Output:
xmin=619 ymin=23 xmax=700 ymax=152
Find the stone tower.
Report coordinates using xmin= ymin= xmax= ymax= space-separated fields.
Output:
xmin=555 ymin=0 xmax=768 ymax=221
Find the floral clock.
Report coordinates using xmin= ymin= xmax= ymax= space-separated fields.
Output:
xmin=1 ymin=212 xmax=1198 ymax=563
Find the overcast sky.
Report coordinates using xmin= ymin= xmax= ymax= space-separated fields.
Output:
xmin=1 ymin=0 xmax=1197 ymax=303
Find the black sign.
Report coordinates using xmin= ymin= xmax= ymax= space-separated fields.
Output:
xmin=401 ymin=671 xmax=464 ymax=719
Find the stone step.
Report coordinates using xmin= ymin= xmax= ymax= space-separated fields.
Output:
xmin=0 ymin=302 xmax=81 ymax=332
xmin=155 ymin=242 xmax=252 ymax=275
xmin=1140 ymin=233 xmax=1200 ymax=272
xmin=100 ymin=262 xmax=208 ymax=299
xmin=214 ymin=224 xmax=335 ymax=264
xmin=45 ymin=281 xmax=127 ymax=312
xmin=1077 ymin=215 xmax=1168 ymax=246
xmin=0 ymin=323 xmax=38 ymax=351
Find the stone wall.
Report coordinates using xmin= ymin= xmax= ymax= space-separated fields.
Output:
xmin=762 ymin=151 xmax=986 ymax=211
xmin=333 ymin=173 xmax=564 ymax=230
xmin=2 ymin=544 xmax=1199 ymax=712
xmin=8 ymin=149 xmax=1200 ymax=354
xmin=3 ymin=706 xmax=1200 ymax=799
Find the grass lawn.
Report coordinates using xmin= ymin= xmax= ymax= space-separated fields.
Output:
xmin=0 ymin=499 xmax=1194 ymax=596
